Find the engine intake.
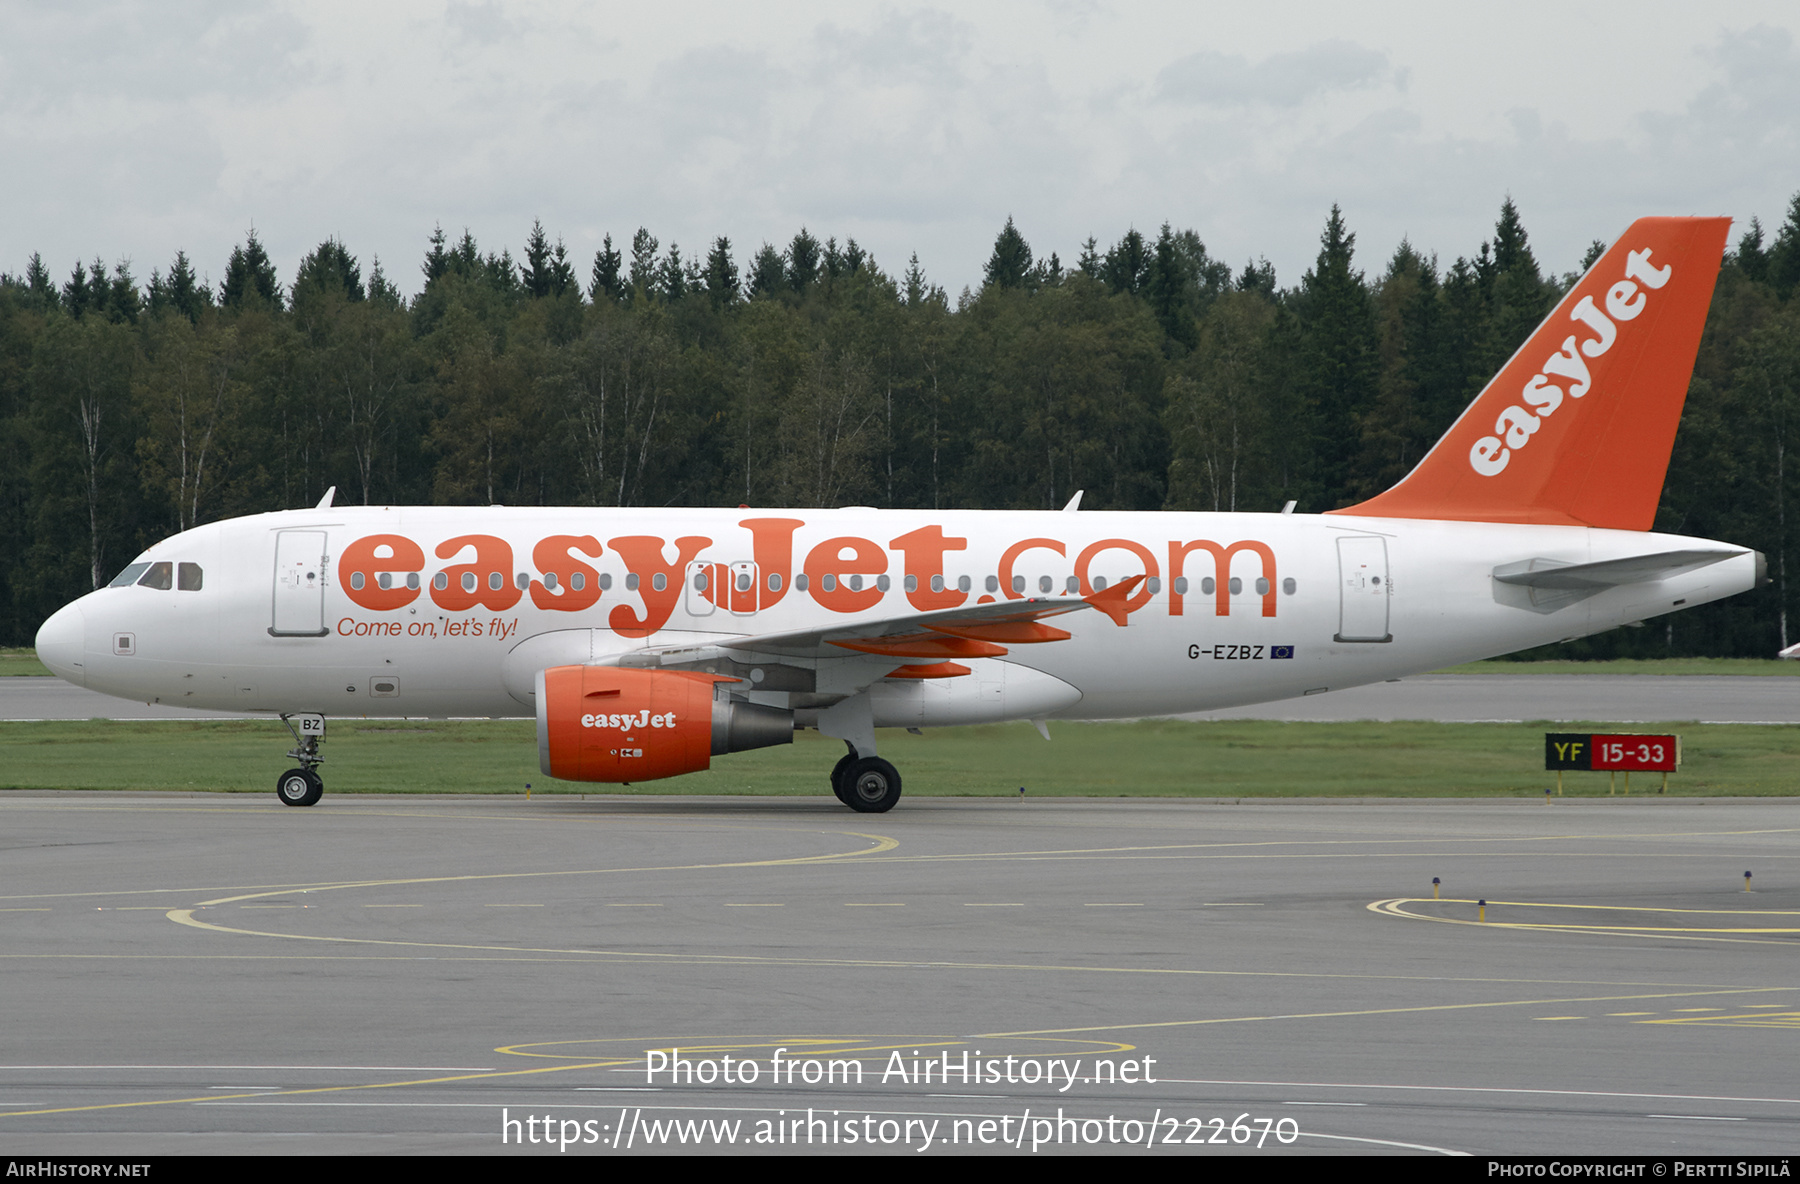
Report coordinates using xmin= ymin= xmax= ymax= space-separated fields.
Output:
xmin=536 ymin=665 xmax=792 ymax=782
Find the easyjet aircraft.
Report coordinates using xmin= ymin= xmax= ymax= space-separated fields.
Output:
xmin=33 ymin=217 xmax=1760 ymax=812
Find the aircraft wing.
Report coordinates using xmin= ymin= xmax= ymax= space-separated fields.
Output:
xmin=719 ymin=595 xmax=1088 ymax=660
xmin=611 ymin=577 xmax=1144 ymax=667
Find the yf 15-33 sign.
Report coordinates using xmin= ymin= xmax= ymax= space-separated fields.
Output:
xmin=1545 ymin=733 xmax=1680 ymax=772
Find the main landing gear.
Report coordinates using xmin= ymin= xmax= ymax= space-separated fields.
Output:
xmin=829 ymin=742 xmax=902 ymax=813
xmin=276 ymin=713 xmax=326 ymax=807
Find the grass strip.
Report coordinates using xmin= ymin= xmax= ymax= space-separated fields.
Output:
xmin=4 ymin=718 xmax=1798 ymax=798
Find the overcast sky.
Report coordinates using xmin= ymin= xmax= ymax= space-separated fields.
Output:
xmin=4 ymin=0 xmax=1798 ymax=298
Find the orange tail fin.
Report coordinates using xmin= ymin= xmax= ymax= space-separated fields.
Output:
xmin=1333 ymin=216 xmax=1731 ymax=530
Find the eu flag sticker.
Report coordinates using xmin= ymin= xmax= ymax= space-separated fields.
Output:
xmin=1271 ymin=645 xmax=1295 ymax=659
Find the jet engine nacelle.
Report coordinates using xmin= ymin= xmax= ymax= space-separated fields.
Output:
xmin=536 ymin=665 xmax=794 ymax=782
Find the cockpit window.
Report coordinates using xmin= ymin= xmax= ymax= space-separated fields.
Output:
xmin=108 ymin=563 xmax=151 ymax=588
xmin=137 ymin=562 xmax=173 ymax=590
xmin=178 ymin=563 xmax=203 ymax=591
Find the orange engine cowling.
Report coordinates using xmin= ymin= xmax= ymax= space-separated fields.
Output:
xmin=536 ymin=665 xmax=793 ymax=783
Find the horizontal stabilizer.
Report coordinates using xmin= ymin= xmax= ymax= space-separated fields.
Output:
xmin=1493 ymin=549 xmax=1745 ymax=591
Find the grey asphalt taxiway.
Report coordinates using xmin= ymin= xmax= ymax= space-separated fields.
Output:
xmin=3 ymin=792 xmax=1798 ymax=1156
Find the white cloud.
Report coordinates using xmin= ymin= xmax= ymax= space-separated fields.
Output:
xmin=1 ymin=2 xmax=1796 ymax=298
xmin=1154 ymin=41 xmax=1393 ymax=109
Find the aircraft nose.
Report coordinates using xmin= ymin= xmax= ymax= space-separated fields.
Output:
xmin=34 ymin=602 xmax=86 ymax=686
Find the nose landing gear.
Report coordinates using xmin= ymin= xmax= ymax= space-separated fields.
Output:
xmin=276 ymin=713 xmax=326 ymax=807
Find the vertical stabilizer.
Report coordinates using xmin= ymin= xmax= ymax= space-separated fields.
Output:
xmin=1333 ymin=216 xmax=1731 ymax=530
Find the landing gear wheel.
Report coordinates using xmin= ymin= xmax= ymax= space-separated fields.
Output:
xmin=841 ymin=756 xmax=902 ymax=813
xmin=276 ymin=768 xmax=323 ymax=807
xmin=830 ymin=753 xmax=857 ymax=804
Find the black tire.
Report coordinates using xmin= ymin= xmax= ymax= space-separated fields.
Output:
xmin=830 ymin=753 xmax=857 ymax=804
xmin=841 ymin=756 xmax=902 ymax=813
xmin=276 ymin=768 xmax=323 ymax=807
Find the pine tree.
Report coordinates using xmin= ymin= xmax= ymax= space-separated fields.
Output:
xmin=366 ymin=255 xmax=402 ymax=307
xmin=1735 ymin=219 xmax=1768 ymax=282
xmin=1103 ymin=230 xmax=1148 ymax=295
xmin=167 ymin=251 xmax=207 ymax=321
xmin=903 ymin=253 xmax=928 ymax=306
xmin=589 ymin=235 xmax=623 ymax=302
xmin=547 ymin=239 xmax=576 ymax=299
xmin=1145 ymin=224 xmax=1196 ymax=348
xmin=704 ymin=237 xmax=738 ymax=306
xmin=24 ymin=253 xmax=54 ymax=310
xmin=105 ymin=262 xmax=140 ymax=324
xmin=658 ymin=243 xmax=686 ymax=301
xmin=294 ymin=238 xmax=364 ymax=303
xmin=1076 ymin=237 xmax=1101 ymax=280
xmin=220 ymin=228 xmax=282 ymax=310
xmin=1477 ymin=199 xmax=1552 ymax=380
xmin=62 ymin=260 xmax=96 ymax=317
xmin=1236 ymin=258 xmax=1277 ymax=297
xmin=521 ymin=220 xmax=553 ymax=298
xmin=450 ymin=230 xmax=480 ymax=278
xmin=1295 ymin=204 xmax=1379 ymax=507
xmin=628 ymin=228 xmax=659 ymax=300
xmin=746 ymin=244 xmax=785 ymax=298
xmin=1768 ymin=192 xmax=1800 ymax=300
xmin=787 ymin=229 xmax=821 ymax=292
xmin=423 ymin=224 xmax=451 ymax=285
xmin=983 ymin=216 xmax=1033 ymax=290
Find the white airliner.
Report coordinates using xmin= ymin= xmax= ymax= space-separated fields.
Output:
xmin=33 ymin=217 xmax=1759 ymax=812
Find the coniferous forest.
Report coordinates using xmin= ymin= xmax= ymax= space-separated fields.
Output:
xmin=4 ymin=198 xmax=1800 ymax=657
